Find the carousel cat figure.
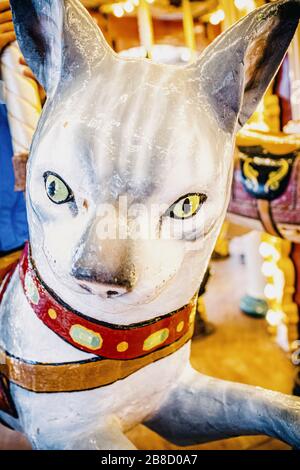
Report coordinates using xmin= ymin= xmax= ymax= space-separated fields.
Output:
xmin=1 ymin=0 xmax=300 ymax=450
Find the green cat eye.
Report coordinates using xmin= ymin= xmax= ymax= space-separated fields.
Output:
xmin=167 ymin=193 xmax=207 ymax=220
xmin=44 ymin=172 xmax=74 ymax=205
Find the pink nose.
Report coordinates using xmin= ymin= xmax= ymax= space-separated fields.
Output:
xmin=78 ymin=280 xmax=129 ymax=299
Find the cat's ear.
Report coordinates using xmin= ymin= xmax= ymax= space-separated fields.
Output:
xmin=190 ymin=0 xmax=300 ymax=133
xmin=10 ymin=0 xmax=113 ymax=94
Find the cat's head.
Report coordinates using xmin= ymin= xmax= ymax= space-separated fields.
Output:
xmin=11 ymin=0 xmax=300 ymax=323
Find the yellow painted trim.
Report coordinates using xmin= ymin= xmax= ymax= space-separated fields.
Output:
xmin=237 ymin=129 xmax=300 ymax=155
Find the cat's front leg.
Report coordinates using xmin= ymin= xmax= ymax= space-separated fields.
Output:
xmin=29 ymin=416 xmax=136 ymax=450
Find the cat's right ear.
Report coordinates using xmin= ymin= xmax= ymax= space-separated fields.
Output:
xmin=190 ymin=0 xmax=300 ymax=133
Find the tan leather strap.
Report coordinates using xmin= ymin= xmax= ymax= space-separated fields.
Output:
xmin=0 ymin=325 xmax=193 ymax=393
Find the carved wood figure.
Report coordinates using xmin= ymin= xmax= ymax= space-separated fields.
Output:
xmin=1 ymin=0 xmax=300 ymax=450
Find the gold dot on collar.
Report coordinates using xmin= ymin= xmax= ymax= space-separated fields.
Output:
xmin=48 ymin=308 xmax=57 ymax=320
xmin=176 ymin=321 xmax=184 ymax=333
xmin=117 ymin=341 xmax=129 ymax=353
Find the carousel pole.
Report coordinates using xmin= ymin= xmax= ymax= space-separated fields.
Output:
xmin=287 ymin=25 xmax=300 ymax=125
xmin=219 ymin=0 xmax=239 ymax=31
xmin=1 ymin=41 xmax=42 ymax=191
xmin=137 ymin=0 xmax=154 ymax=59
xmin=182 ymin=0 xmax=196 ymax=59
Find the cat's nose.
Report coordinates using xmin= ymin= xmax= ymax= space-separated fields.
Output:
xmin=71 ymin=224 xmax=137 ymax=298
xmin=77 ymin=279 xmax=130 ymax=298
xmin=71 ymin=259 xmax=136 ymax=299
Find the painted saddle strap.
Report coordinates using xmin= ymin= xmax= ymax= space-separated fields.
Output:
xmin=237 ymin=141 xmax=298 ymax=239
xmin=19 ymin=244 xmax=197 ymax=361
xmin=256 ymin=199 xmax=283 ymax=238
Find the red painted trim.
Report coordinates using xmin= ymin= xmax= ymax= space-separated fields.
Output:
xmin=0 ymin=262 xmax=18 ymax=304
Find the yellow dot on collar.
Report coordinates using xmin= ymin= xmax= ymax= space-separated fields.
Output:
xmin=176 ymin=321 xmax=184 ymax=333
xmin=117 ymin=341 xmax=129 ymax=353
xmin=143 ymin=328 xmax=169 ymax=352
xmin=48 ymin=308 xmax=57 ymax=320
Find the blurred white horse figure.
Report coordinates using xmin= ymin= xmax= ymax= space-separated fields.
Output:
xmin=0 ymin=0 xmax=300 ymax=450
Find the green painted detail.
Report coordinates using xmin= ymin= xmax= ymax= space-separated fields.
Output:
xmin=143 ymin=328 xmax=170 ymax=351
xmin=70 ymin=325 xmax=102 ymax=350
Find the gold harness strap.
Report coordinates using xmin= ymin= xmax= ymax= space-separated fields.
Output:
xmin=0 ymin=326 xmax=193 ymax=393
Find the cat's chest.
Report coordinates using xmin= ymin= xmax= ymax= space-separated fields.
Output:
xmin=0 ymin=270 xmax=99 ymax=363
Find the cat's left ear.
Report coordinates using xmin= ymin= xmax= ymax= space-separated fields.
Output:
xmin=10 ymin=0 xmax=113 ymax=95
xmin=190 ymin=0 xmax=300 ymax=133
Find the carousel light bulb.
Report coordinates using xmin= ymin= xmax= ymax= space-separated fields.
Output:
xmin=259 ymin=241 xmax=280 ymax=261
xmin=209 ymin=9 xmax=225 ymax=26
xmin=132 ymin=0 xmax=139 ymax=4
xmin=259 ymin=242 xmax=273 ymax=258
xmin=266 ymin=309 xmax=284 ymax=327
xmin=146 ymin=0 xmax=154 ymax=3
xmin=261 ymin=261 xmax=277 ymax=278
xmin=259 ymin=242 xmax=272 ymax=257
xmin=234 ymin=0 xmax=255 ymax=12
xmin=113 ymin=4 xmax=124 ymax=17
xmin=264 ymin=284 xmax=277 ymax=300
xmin=234 ymin=0 xmax=248 ymax=10
xmin=180 ymin=49 xmax=192 ymax=62
xmin=124 ymin=1 xmax=134 ymax=12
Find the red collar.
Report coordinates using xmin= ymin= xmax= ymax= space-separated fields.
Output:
xmin=19 ymin=244 xmax=197 ymax=360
